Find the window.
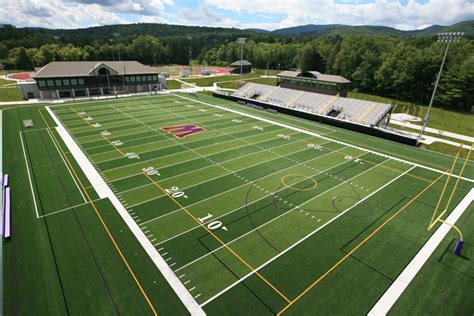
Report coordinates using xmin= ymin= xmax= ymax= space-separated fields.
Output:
xmin=38 ymin=80 xmax=46 ymax=88
xmin=125 ymin=76 xmax=130 ymax=82
xmin=147 ymin=75 xmax=152 ymax=81
xmin=71 ymin=78 xmax=78 ymax=85
xmin=78 ymin=78 xmax=85 ymax=85
xmin=131 ymin=76 xmax=136 ymax=82
xmin=47 ymin=80 xmax=54 ymax=87
xmin=142 ymin=76 xmax=147 ymax=82
xmin=75 ymin=90 xmax=85 ymax=97
xmin=55 ymin=79 xmax=62 ymax=86
xmin=152 ymin=75 xmax=157 ymax=81
xmin=135 ymin=76 xmax=141 ymax=82
xmin=63 ymin=79 xmax=70 ymax=86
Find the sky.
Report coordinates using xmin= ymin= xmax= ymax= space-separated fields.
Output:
xmin=0 ymin=0 xmax=473 ymax=31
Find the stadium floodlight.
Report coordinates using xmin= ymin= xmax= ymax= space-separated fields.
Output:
xmin=420 ymin=32 xmax=464 ymax=138
xmin=237 ymin=38 xmax=246 ymax=83
xmin=113 ymin=33 xmax=121 ymax=61
xmin=109 ymin=39 xmax=116 ymax=61
xmin=187 ymin=36 xmax=192 ymax=77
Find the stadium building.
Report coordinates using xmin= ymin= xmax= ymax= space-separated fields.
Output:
xmin=277 ymin=70 xmax=351 ymax=97
xmin=19 ymin=61 xmax=165 ymax=100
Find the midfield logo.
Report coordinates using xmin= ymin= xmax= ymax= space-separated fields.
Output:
xmin=161 ymin=124 xmax=205 ymax=139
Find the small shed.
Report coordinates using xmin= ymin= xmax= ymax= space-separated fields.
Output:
xmin=230 ymin=60 xmax=252 ymax=75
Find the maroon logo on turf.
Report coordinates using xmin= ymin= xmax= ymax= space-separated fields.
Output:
xmin=161 ymin=124 xmax=205 ymax=139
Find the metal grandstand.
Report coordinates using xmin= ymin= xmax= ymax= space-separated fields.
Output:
xmin=232 ymin=83 xmax=392 ymax=127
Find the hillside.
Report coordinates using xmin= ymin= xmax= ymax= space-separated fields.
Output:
xmin=269 ymin=21 xmax=473 ymax=37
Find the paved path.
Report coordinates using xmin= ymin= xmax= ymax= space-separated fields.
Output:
xmin=391 ymin=119 xmax=473 ymax=143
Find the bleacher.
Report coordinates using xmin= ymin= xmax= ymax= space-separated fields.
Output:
xmin=232 ymin=83 xmax=391 ymax=126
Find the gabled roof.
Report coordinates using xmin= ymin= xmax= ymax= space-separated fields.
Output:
xmin=230 ymin=60 xmax=252 ymax=66
xmin=33 ymin=61 xmax=158 ymax=78
xmin=277 ymin=70 xmax=351 ymax=84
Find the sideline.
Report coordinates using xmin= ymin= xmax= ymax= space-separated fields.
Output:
xmin=45 ymin=106 xmax=205 ymax=315
xmin=368 ymin=188 xmax=473 ymax=315
xmin=174 ymin=94 xmax=473 ymax=183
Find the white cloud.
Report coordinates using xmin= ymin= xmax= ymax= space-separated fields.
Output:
xmin=206 ymin=0 xmax=474 ymax=30
xmin=178 ymin=3 xmax=240 ymax=28
xmin=0 ymin=0 xmax=472 ymax=30
xmin=0 ymin=0 xmax=128 ymax=28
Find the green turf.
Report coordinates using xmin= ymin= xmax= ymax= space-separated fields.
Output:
xmin=3 ymin=92 xmax=473 ymax=315
xmin=0 ymin=78 xmax=22 ymax=102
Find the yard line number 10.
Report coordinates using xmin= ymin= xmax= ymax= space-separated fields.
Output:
xmin=197 ymin=213 xmax=228 ymax=232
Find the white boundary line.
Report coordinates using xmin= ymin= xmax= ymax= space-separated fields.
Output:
xmin=368 ymin=188 xmax=474 ymax=316
xmin=200 ymin=165 xmax=415 ymax=307
xmin=174 ymin=94 xmax=473 ymax=183
xmin=45 ymin=106 xmax=205 ymax=316
xmin=19 ymin=132 xmax=40 ymax=218
xmin=176 ymin=156 xmax=389 ymax=273
xmin=45 ymin=128 xmax=87 ymax=203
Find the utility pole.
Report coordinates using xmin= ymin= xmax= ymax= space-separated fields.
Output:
xmin=187 ymin=36 xmax=192 ymax=77
xmin=420 ymin=32 xmax=463 ymax=138
xmin=237 ymin=38 xmax=246 ymax=84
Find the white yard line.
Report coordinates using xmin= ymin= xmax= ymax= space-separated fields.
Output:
xmin=45 ymin=106 xmax=205 ymax=316
xmin=92 ymin=121 xmax=278 ymax=164
xmin=152 ymin=146 xmax=354 ymax=242
xmin=174 ymin=94 xmax=473 ymax=183
xmin=200 ymin=165 xmax=415 ymax=307
xmin=126 ymin=142 xmax=313 ymax=209
xmin=176 ymin=157 xmax=389 ymax=273
xmin=118 ymin=135 xmax=313 ymax=197
xmin=19 ymin=132 xmax=40 ymax=218
xmin=38 ymin=198 xmax=105 ymax=218
xmin=368 ymin=188 xmax=474 ymax=316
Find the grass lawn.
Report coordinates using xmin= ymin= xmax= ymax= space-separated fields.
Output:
xmin=181 ymin=73 xmax=260 ymax=87
xmin=0 ymin=78 xmax=23 ymax=102
xmin=165 ymin=79 xmax=183 ymax=90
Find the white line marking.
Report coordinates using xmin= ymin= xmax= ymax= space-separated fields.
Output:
xmin=46 ymin=106 xmax=204 ymax=315
xmin=200 ymin=165 xmax=414 ymax=307
xmin=174 ymin=94 xmax=473 ymax=183
xmin=19 ymin=132 xmax=40 ymax=218
xmin=368 ymin=188 xmax=474 ymax=315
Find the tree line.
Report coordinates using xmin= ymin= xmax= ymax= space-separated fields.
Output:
xmin=199 ymin=35 xmax=473 ymax=111
xmin=0 ymin=24 xmax=472 ymax=111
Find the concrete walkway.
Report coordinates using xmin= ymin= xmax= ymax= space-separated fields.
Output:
xmin=391 ymin=119 xmax=473 ymax=143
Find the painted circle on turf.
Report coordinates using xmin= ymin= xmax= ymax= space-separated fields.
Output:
xmin=281 ymin=174 xmax=318 ymax=191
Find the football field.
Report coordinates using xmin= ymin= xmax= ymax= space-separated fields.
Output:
xmin=6 ymin=93 xmax=473 ymax=315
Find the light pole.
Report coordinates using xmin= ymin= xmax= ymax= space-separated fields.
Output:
xmin=187 ymin=36 xmax=192 ymax=77
xmin=420 ymin=32 xmax=463 ymax=138
xmin=113 ymin=32 xmax=121 ymax=61
xmin=109 ymin=39 xmax=115 ymax=61
xmin=237 ymin=37 xmax=246 ymax=84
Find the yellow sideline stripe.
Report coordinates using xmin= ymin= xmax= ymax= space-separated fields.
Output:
xmin=428 ymin=145 xmax=463 ymax=230
xmin=277 ymin=171 xmax=445 ymax=315
xmin=39 ymin=110 xmax=158 ymax=316
xmin=70 ymin=107 xmax=93 ymax=126
xmin=101 ymin=134 xmax=125 ymax=156
xmin=143 ymin=173 xmax=292 ymax=304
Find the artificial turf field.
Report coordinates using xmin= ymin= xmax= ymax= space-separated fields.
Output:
xmin=2 ymin=92 xmax=473 ymax=315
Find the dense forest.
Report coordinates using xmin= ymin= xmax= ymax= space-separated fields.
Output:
xmin=0 ymin=21 xmax=473 ymax=111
